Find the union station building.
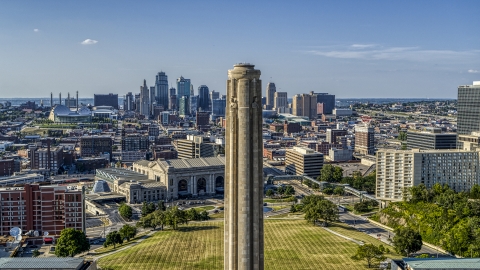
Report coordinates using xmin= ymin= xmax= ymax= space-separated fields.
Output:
xmin=132 ymin=156 xmax=225 ymax=199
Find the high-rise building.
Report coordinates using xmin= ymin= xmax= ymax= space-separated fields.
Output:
xmin=190 ymin=95 xmax=199 ymax=114
xmin=211 ymin=98 xmax=226 ymax=120
xmin=176 ymin=135 xmax=217 ymax=159
xmin=0 ymin=184 xmax=85 ymax=237
xmin=121 ymin=134 xmax=149 ymax=151
xmin=155 ymin=72 xmax=169 ymax=109
xmin=94 ymin=93 xmax=118 ymax=109
xmin=457 ymin=81 xmax=480 ymax=136
xmin=326 ymin=129 xmax=347 ymax=144
xmin=376 ymin=149 xmax=480 ymax=202
xmin=134 ymin=93 xmax=140 ymax=113
xmin=124 ymin=92 xmax=134 ymax=111
xmin=355 ymin=125 xmax=375 ymax=155
xmin=225 ymin=63 xmax=264 ymax=269
xmin=169 ymin=87 xmax=176 ymax=110
xmin=210 ymin=90 xmax=219 ymax=112
xmin=177 ymin=76 xmax=191 ymax=110
xmin=406 ymin=128 xmax=457 ymax=150
xmin=285 ymin=146 xmax=324 ymax=179
xmin=198 ymin=85 xmax=210 ymax=112
xmin=316 ymin=93 xmax=335 ymax=114
xmin=273 ymin=92 xmax=288 ymax=112
xmin=179 ymin=96 xmax=190 ymax=117
xmin=266 ymin=82 xmax=276 ymax=110
xmin=291 ymin=92 xmax=317 ymax=119
xmin=140 ymin=80 xmax=150 ymax=117
xmin=150 ymin=86 xmax=156 ymax=115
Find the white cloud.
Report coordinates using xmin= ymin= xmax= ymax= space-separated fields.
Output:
xmin=468 ymin=69 xmax=480 ymax=74
xmin=305 ymin=45 xmax=480 ymax=62
xmin=81 ymin=39 xmax=98 ymax=45
xmin=351 ymin=44 xmax=377 ymax=49
xmin=33 ymin=29 xmax=39 ymax=32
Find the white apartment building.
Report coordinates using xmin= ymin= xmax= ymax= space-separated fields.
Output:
xmin=376 ymin=149 xmax=480 ymax=202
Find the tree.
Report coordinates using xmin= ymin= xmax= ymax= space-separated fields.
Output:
xmin=333 ymin=166 xmax=343 ymax=182
xmin=322 ymin=187 xmax=334 ymax=195
xmin=32 ymin=249 xmax=40 ymax=257
xmin=199 ymin=210 xmax=210 ymax=221
xmin=55 ymin=228 xmax=90 ymax=257
xmin=333 ymin=186 xmax=344 ymax=196
xmin=351 ymin=244 xmax=386 ymax=268
xmin=104 ymin=231 xmax=123 ymax=249
xmin=158 ymin=201 xmax=166 ymax=211
xmin=265 ymin=189 xmax=274 ymax=197
xmin=284 ymin=185 xmax=295 ymax=196
xmin=398 ymin=131 xmax=407 ymax=141
xmin=119 ymin=203 xmax=133 ymax=220
xmin=165 ymin=206 xmax=187 ymax=230
xmin=119 ymin=224 xmax=137 ymax=242
xmin=141 ymin=202 xmax=156 ymax=216
xmin=187 ymin=208 xmax=201 ymax=221
xmin=303 ymin=195 xmax=338 ymax=226
xmin=392 ymin=227 xmax=423 ymax=257
xmin=319 ymin=164 xmax=334 ymax=182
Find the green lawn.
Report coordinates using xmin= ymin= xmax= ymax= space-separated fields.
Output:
xmin=97 ymin=219 xmax=375 ymax=270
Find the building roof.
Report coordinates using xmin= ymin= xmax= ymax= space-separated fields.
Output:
xmin=0 ymin=257 xmax=85 ymax=269
xmin=157 ymin=156 xmax=225 ymax=169
xmin=403 ymin=258 xmax=480 ymax=269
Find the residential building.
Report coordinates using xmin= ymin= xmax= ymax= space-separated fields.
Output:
xmin=291 ymin=92 xmax=317 ymax=119
xmin=274 ymin=92 xmax=288 ymax=112
xmin=376 ymin=149 xmax=480 ymax=202
xmin=458 ymin=131 xmax=480 ymax=151
xmin=121 ymin=134 xmax=149 ymax=151
xmin=407 ymin=128 xmax=457 ymax=150
xmin=0 ymin=184 xmax=85 ymax=237
xmin=285 ymin=146 xmax=324 ymax=179
xmin=80 ymin=136 xmax=112 ymax=159
xmin=30 ymin=145 xmax=64 ymax=172
xmin=94 ymin=93 xmax=118 ymax=109
xmin=175 ymin=135 xmax=217 ymax=159
xmin=457 ymin=81 xmax=480 ymax=136
xmin=0 ymin=159 xmax=14 ymax=176
xmin=326 ymin=129 xmax=347 ymax=144
xmin=355 ymin=125 xmax=375 ymax=155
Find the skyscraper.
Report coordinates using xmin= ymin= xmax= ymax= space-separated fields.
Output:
xmin=316 ymin=93 xmax=335 ymax=114
xmin=457 ymin=81 xmax=480 ymax=136
xmin=150 ymin=86 xmax=156 ymax=115
xmin=140 ymin=80 xmax=150 ymax=117
xmin=292 ymin=92 xmax=317 ymax=119
xmin=124 ymin=92 xmax=134 ymax=111
xmin=178 ymin=96 xmax=190 ymax=117
xmin=225 ymin=63 xmax=264 ymax=270
xmin=355 ymin=125 xmax=375 ymax=155
xmin=155 ymin=72 xmax=169 ymax=109
xmin=177 ymin=76 xmax=191 ymax=99
xmin=198 ymin=85 xmax=210 ymax=112
xmin=273 ymin=92 xmax=288 ymax=111
xmin=266 ymin=82 xmax=276 ymax=110
xmin=169 ymin=87 xmax=176 ymax=110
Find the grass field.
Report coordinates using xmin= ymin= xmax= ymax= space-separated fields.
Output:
xmin=97 ymin=219 xmax=374 ymax=270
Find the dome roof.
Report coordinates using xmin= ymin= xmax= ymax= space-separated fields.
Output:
xmin=52 ymin=105 xmax=71 ymax=115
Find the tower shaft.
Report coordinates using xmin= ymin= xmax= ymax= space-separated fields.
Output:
xmin=225 ymin=64 xmax=264 ymax=270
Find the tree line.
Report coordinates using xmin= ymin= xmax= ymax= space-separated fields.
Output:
xmin=375 ymin=183 xmax=480 ymax=257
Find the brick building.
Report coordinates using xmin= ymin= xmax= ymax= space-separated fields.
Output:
xmin=0 ymin=184 xmax=85 ymax=237
xmin=0 ymin=159 xmax=15 ymax=176
xmin=80 ymin=136 xmax=113 ymax=159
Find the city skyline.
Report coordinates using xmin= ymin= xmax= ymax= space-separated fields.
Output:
xmin=1 ymin=1 xmax=479 ymax=99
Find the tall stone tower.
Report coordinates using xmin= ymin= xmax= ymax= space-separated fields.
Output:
xmin=225 ymin=63 xmax=264 ymax=270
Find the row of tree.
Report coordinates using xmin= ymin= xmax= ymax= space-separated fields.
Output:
xmin=137 ymin=206 xmax=210 ymax=231
xmin=265 ymin=185 xmax=295 ymax=197
xmin=104 ymin=224 xmax=137 ymax=248
xmin=377 ymin=183 xmax=480 ymax=257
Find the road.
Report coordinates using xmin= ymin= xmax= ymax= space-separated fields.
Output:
xmin=339 ymin=211 xmax=447 ymax=257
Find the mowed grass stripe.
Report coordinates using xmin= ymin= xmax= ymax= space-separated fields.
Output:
xmin=98 ymin=220 xmax=372 ymax=270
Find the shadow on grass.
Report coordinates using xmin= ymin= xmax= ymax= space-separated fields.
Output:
xmin=177 ymin=225 xmax=220 ymax=232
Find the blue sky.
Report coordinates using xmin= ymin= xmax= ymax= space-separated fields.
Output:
xmin=0 ymin=0 xmax=479 ymax=99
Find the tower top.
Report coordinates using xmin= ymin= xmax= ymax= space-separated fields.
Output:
xmin=234 ymin=63 xmax=254 ymax=68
